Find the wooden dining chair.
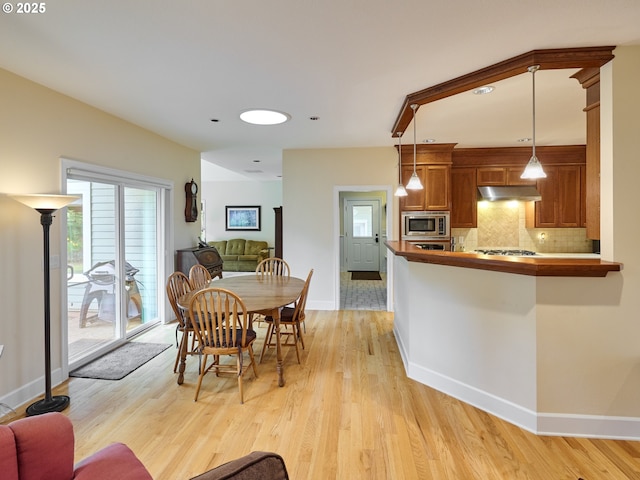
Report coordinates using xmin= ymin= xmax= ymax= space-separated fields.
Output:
xmin=188 ymin=264 xmax=212 ymax=290
xmin=188 ymin=287 xmax=258 ymax=404
xmin=165 ymin=271 xmax=195 ymax=375
xmin=260 ymin=269 xmax=313 ymax=364
xmin=256 ymin=257 xmax=290 ymax=277
xmin=251 ymin=257 xmax=291 ymax=328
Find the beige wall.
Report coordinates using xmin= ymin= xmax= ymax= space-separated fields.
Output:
xmin=282 ymin=147 xmax=397 ymax=309
xmin=0 ymin=68 xmax=200 ymax=408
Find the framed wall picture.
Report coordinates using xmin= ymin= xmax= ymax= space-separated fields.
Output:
xmin=225 ymin=205 xmax=261 ymax=231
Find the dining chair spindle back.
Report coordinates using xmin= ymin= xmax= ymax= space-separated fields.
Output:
xmin=165 ymin=271 xmax=194 ymax=376
xmin=189 ymin=264 xmax=212 ymax=290
xmin=260 ymin=268 xmax=313 ymax=364
xmin=188 ymin=287 xmax=258 ymax=404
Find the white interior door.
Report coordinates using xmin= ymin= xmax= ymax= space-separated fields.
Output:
xmin=345 ymin=199 xmax=380 ymax=271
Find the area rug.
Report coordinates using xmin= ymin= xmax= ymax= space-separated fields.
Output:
xmin=70 ymin=342 xmax=171 ymax=380
xmin=351 ymin=271 xmax=382 ymax=281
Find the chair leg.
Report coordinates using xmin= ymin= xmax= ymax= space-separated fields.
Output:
xmin=297 ymin=322 xmax=305 ymax=350
xmin=173 ymin=332 xmax=185 ymax=373
xmin=237 ymin=355 xmax=244 ymax=404
xmin=259 ymin=323 xmax=273 ymax=363
xmin=248 ymin=345 xmax=258 ymax=377
xmin=194 ymin=354 xmax=209 ymax=402
xmin=293 ymin=330 xmax=301 ymax=364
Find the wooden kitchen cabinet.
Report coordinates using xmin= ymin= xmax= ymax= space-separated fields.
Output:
xmin=477 ymin=167 xmax=536 ymax=186
xmin=451 ymin=167 xmax=477 ymax=227
xmin=399 ymin=144 xmax=454 ymax=211
xmin=477 ymin=167 xmax=506 ymax=186
xmin=400 ymin=164 xmax=450 ymax=211
xmin=400 ymin=164 xmax=428 ymax=211
xmin=506 ymin=167 xmax=537 ymax=186
xmin=424 ymin=164 xmax=450 ymax=210
xmin=527 ymin=165 xmax=582 ymax=228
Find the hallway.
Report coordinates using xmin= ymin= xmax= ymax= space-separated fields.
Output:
xmin=339 ymin=271 xmax=387 ymax=310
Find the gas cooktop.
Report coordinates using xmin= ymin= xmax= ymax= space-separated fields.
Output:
xmin=474 ymin=249 xmax=538 ymax=256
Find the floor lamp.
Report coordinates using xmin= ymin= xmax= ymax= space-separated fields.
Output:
xmin=11 ymin=194 xmax=79 ymax=416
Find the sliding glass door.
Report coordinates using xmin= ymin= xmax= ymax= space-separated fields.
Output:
xmin=65 ymin=166 xmax=165 ymax=369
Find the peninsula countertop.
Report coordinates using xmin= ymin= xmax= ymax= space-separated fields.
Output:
xmin=385 ymin=241 xmax=622 ymax=277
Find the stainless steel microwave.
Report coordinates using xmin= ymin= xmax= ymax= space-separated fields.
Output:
xmin=401 ymin=211 xmax=450 ymax=240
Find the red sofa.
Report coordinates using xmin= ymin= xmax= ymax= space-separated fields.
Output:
xmin=0 ymin=412 xmax=289 ymax=480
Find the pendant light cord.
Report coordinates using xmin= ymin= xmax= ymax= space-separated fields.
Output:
xmin=398 ymin=133 xmax=402 ymax=183
xmin=529 ymin=65 xmax=539 ymax=158
xmin=412 ymin=104 xmax=418 ymax=172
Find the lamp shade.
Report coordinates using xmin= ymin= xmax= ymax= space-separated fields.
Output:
xmin=520 ymin=155 xmax=547 ymax=179
xmin=394 ymin=184 xmax=408 ymax=197
xmin=10 ymin=194 xmax=79 ymax=211
xmin=406 ymin=172 xmax=423 ymax=190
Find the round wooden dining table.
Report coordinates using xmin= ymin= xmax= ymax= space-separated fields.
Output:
xmin=177 ymin=274 xmax=305 ymax=387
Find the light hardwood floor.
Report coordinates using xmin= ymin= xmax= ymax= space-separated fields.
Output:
xmin=11 ymin=310 xmax=640 ymax=479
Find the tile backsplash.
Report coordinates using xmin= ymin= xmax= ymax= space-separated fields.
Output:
xmin=451 ymin=201 xmax=593 ymax=253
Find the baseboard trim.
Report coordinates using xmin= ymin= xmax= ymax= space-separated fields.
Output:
xmin=393 ymin=325 xmax=640 ymax=440
xmin=0 ymin=368 xmax=67 ymax=415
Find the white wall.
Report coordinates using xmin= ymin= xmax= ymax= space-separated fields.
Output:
xmin=282 ymin=147 xmax=397 ymax=309
xmin=0 ymin=68 xmax=200 ymax=410
xmin=201 ymin=179 xmax=282 ymax=246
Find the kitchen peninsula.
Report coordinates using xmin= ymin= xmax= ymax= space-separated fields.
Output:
xmin=386 ymin=241 xmax=621 ymax=277
xmin=386 ymin=240 xmax=627 ymax=438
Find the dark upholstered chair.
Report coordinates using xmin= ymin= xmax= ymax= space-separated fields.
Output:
xmin=190 ymin=451 xmax=289 ymax=480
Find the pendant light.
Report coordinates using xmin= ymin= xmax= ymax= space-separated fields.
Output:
xmin=406 ymin=104 xmax=424 ymax=190
xmin=394 ymin=132 xmax=408 ymax=197
xmin=521 ymin=65 xmax=547 ymax=179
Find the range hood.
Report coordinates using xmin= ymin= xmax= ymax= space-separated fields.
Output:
xmin=477 ymin=185 xmax=542 ymax=202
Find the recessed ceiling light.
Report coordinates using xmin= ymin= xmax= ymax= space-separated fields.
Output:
xmin=473 ymin=86 xmax=495 ymax=95
xmin=240 ymin=109 xmax=290 ymax=125
xmin=423 ymin=138 xmax=436 ymax=143
xmin=518 ymin=137 xmax=532 ymax=142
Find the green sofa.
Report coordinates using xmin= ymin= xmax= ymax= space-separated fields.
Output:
xmin=208 ymin=239 xmax=270 ymax=272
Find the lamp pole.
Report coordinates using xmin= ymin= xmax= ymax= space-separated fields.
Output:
xmin=26 ymin=208 xmax=71 ymax=415
xmin=10 ymin=194 xmax=79 ymax=416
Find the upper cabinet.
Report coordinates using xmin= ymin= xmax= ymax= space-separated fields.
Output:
xmin=477 ymin=167 xmax=536 ymax=186
xmin=399 ymin=144 xmax=455 ymax=211
xmin=451 ymin=146 xmax=586 ymax=228
xmin=451 ymin=167 xmax=477 ymax=228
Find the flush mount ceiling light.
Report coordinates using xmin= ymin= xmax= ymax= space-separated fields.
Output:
xmin=473 ymin=86 xmax=495 ymax=95
xmin=521 ymin=65 xmax=547 ymax=179
xmin=240 ymin=109 xmax=290 ymax=125
xmin=394 ymin=132 xmax=407 ymax=197
xmin=406 ymin=104 xmax=423 ymax=190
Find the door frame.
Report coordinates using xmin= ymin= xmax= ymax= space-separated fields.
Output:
xmin=333 ymin=185 xmax=394 ymax=311
xmin=60 ymin=158 xmax=173 ymax=375
xmin=344 ymin=197 xmax=381 ymax=272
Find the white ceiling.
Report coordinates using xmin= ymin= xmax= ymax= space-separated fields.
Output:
xmin=2 ymin=1 xmax=639 ymax=181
